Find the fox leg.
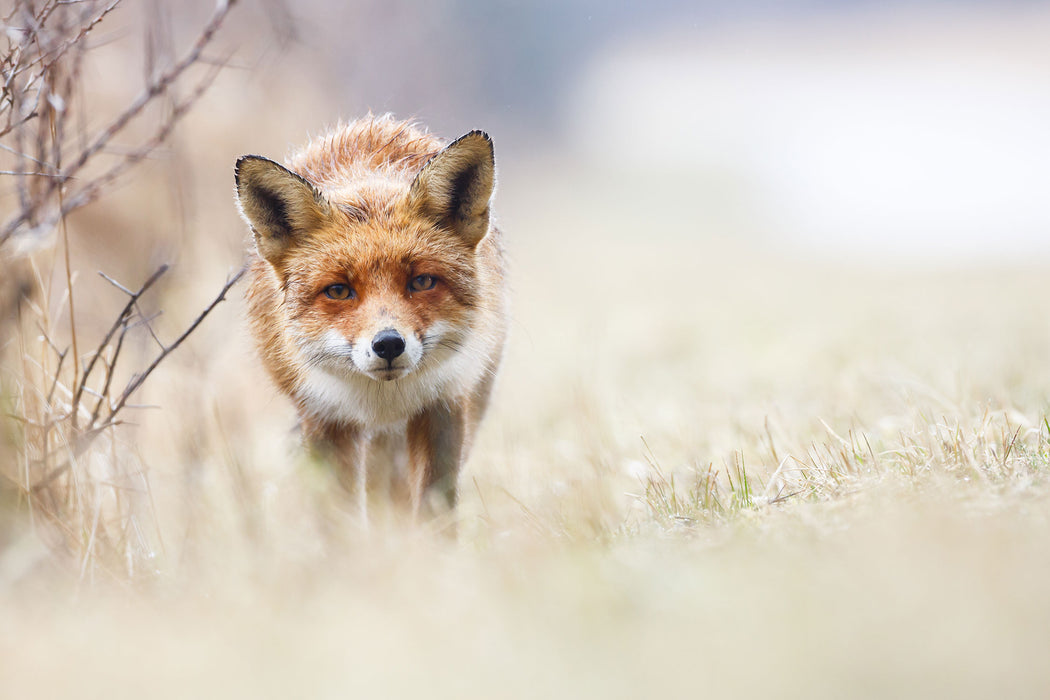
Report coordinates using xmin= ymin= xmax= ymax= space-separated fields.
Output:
xmin=407 ymin=404 xmax=466 ymax=518
xmin=303 ymin=420 xmax=368 ymax=523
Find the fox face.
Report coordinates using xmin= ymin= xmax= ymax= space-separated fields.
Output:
xmin=236 ymin=130 xmax=499 ymax=427
xmin=274 ymin=211 xmax=482 ymax=386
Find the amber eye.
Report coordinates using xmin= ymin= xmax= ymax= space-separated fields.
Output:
xmin=409 ymin=274 xmax=437 ymax=292
xmin=324 ymin=284 xmax=354 ymax=300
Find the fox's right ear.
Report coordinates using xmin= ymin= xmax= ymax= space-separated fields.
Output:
xmin=235 ymin=156 xmax=331 ymax=265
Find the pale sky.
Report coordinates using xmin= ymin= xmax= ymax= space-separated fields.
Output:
xmin=569 ymin=5 xmax=1050 ymax=261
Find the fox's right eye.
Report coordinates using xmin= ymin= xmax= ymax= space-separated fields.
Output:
xmin=324 ymin=284 xmax=354 ymax=300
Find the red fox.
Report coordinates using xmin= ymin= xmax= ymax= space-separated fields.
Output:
xmin=234 ymin=115 xmax=507 ymax=519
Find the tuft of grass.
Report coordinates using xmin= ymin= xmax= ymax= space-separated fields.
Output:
xmin=631 ymin=407 xmax=1050 ymax=541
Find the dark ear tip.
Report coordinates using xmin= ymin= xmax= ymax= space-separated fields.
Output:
xmin=234 ymin=154 xmax=283 ymax=187
xmin=235 ymin=154 xmax=260 ymax=185
xmin=454 ymin=130 xmax=494 ymax=154
xmin=235 ymin=154 xmax=271 ymax=169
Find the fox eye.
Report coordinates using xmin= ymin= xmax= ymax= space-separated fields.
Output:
xmin=324 ymin=284 xmax=354 ymax=300
xmin=409 ymin=274 xmax=437 ymax=292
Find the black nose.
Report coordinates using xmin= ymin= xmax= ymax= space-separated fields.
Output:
xmin=371 ymin=328 xmax=406 ymax=360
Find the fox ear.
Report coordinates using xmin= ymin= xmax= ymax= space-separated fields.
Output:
xmin=235 ymin=155 xmax=331 ymax=264
xmin=408 ymin=131 xmax=495 ymax=247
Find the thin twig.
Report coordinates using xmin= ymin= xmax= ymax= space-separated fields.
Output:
xmin=45 ymin=345 xmax=67 ymax=404
xmin=71 ymin=264 xmax=168 ymax=417
xmin=101 ymin=265 xmax=246 ymax=426
xmin=0 ymin=169 xmax=67 ymax=176
xmin=45 ymin=59 xmax=226 ymax=223
xmin=0 ymin=0 xmax=238 ymax=243
xmin=6 ymin=0 xmax=119 ymax=84
xmin=88 ymin=319 xmax=127 ymax=425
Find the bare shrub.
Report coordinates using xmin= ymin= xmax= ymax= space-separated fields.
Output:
xmin=0 ymin=0 xmax=242 ymax=581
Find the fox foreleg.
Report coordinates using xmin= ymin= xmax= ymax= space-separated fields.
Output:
xmin=407 ymin=403 xmax=466 ymax=518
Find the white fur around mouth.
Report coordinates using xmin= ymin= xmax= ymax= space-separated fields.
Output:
xmin=365 ymin=366 xmax=410 ymax=382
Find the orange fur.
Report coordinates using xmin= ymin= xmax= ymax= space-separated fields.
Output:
xmin=236 ymin=115 xmax=507 ymax=518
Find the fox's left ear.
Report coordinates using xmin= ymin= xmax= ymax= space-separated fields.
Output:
xmin=408 ymin=131 xmax=495 ymax=248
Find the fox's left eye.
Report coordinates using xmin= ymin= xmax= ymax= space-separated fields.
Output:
xmin=324 ymin=284 xmax=354 ymax=300
xmin=409 ymin=274 xmax=437 ymax=292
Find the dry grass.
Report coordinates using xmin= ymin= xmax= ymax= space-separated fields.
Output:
xmin=0 ymin=0 xmax=248 ymax=583
xmin=2 ymin=4 xmax=1050 ymax=699
xmin=6 ymin=230 xmax=1049 ymax=698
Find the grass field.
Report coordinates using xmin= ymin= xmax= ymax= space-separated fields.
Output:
xmin=3 ymin=162 xmax=1050 ymax=697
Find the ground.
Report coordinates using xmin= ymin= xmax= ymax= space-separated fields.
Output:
xmin=3 ymin=163 xmax=1049 ymax=698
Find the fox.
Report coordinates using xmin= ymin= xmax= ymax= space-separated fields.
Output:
xmin=234 ymin=115 xmax=507 ymax=520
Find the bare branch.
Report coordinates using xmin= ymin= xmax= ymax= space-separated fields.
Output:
xmin=0 ymin=169 xmax=67 ymax=176
xmin=0 ymin=0 xmax=239 ymax=245
xmin=1 ymin=0 xmax=247 ymax=580
xmin=103 ymin=264 xmax=246 ymax=425
xmin=71 ymin=264 xmax=168 ymax=417
xmin=43 ymin=58 xmax=226 ymax=224
xmin=45 ymin=345 xmax=68 ymax=405
xmin=97 ymin=269 xmax=136 ymax=295
xmin=27 ymin=264 xmax=247 ymax=492
xmin=88 ymin=318 xmax=127 ymax=425
xmin=6 ymin=0 xmax=119 ymax=84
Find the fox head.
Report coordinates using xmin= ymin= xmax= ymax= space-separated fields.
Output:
xmin=235 ymin=131 xmax=495 ymax=385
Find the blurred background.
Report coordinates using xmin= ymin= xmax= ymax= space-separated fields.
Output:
xmin=220 ymin=0 xmax=1050 ymax=262
xmin=72 ymin=0 xmax=1050 ymax=273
